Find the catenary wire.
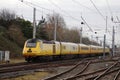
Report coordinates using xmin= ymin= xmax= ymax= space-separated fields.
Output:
xmin=48 ymin=0 xmax=81 ymax=21
xmin=72 ymin=0 xmax=97 ymax=13
xmin=19 ymin=0 xmax=82 ymax=22
xmin=90 ymin=0 xmax=106 ymax=20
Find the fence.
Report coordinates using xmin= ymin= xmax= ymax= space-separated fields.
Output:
xmin=0 ymin=51 xmax=10 ymax=63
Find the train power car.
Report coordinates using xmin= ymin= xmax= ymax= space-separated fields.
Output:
xmin=23 ymin=39 xmax=110 ymax=62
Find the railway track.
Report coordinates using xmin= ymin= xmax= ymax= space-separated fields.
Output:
xmin=114 ymin=70 xmax=120 ymax=80
xmin=93 ymin=61 xmax=120 ymax=80
xmin=0 ymin=59 xmax=83 ymax=73
xmin=44 ymin=59 xmax=91 ymax=80
xmin=0 ymin=59 xmax=87 ymax=79
xmin=0 ymin=57 xmax=105 ymax=73
xmin=43 ymin=58 xmax=120 ymax=80
xmin=0 ymin=62 xmax=28 ymax=68
xmin=66 ymin=61 xmax=120 ymax=80
xmin=0 ymin=57 xmax=119 ymax=79
xmin=43 ymin=58 xmax=119 ymax=80
xmin=0 ymin=56 xmax=118 ymax=69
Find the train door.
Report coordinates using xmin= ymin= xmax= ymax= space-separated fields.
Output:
xmin=78 ymin=45 xmax=80 ymax=54
xmin=53 ymin=43 xmax=56 ymax=55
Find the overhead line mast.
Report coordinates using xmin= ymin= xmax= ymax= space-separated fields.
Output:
xmin=19 ymin=0 xmax=37 ymax=39
xmin=106 ymin=0 xmax=113 ymax=16
xmin=33 ymin=8 xmax=36 ymax=39
xmin=80 ymin=27 xmax=82 ymax=43
xmin=105 ymin=16 xmax=108 ymax=33
xmin=112 ymin=26 xmax=115 ymax=56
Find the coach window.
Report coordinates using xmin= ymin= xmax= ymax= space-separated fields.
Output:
xmin=81 ymin=47 xmax=88 ymax=50
xmin=92 ymin=48 xmax=96 ymax=50
xmin=63 ymin=46 xmax=66 ymax=49
xmin=73 ymin=47 xmax=75 ymax=50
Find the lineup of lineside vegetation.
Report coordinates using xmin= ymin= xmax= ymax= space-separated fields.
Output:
xmin=0 ymin=9 xmax=99 ymax=58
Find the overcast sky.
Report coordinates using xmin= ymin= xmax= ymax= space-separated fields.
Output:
xmin=0 ymin=0 xmax=120 ymax=46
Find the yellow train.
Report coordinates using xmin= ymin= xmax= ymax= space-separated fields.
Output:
xmin=23 ymin=39 xmax=110 ymax=62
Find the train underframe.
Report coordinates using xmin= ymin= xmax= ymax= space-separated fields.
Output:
xmin=25 ymin=52 xmax=109 ymax=62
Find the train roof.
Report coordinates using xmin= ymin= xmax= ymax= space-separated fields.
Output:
xmin=27 ymin=39 xmax=107 ymax=48
xmin=60 ymin=42 xmax=78 ymax=45
xmin=78 ymin=44 xmax=87 ymax=46
xmin=26 ymin=39 xmax=42 ymax=43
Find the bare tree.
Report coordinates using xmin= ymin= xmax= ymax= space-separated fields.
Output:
xmin=0 ymin=9 xmax=16 ymax=21
xmin=39 ymin=13 xmax=66 ymax=41
xmin=37 ymin=13 xmax=97 ymax=44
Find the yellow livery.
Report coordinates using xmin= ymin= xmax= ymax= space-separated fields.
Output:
xmin=23 ymin=39 xmax=110 ymax=62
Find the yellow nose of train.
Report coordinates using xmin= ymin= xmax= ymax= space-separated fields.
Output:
xmin=23 ymin=39 xmax=41 ymax=57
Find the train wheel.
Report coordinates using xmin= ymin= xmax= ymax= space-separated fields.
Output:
xmin=25 ymin=57 xmax=31 ymax=62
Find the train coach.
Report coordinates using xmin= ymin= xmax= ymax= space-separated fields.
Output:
xmin=23 ymin=39 xmax=110 ymax=62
